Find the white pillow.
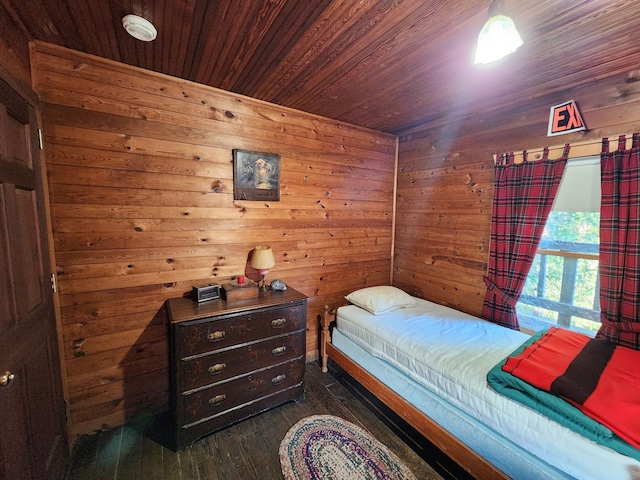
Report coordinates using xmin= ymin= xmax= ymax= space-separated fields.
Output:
xmin=345 ymin=286 xmax=417 ymax=315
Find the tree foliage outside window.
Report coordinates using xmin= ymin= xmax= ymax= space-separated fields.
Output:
xmin=517 ymin=211 xmax=600 ymax=333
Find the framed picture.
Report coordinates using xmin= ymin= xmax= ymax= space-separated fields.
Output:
xmin=233 ymin=149 xmax=281 ymax=201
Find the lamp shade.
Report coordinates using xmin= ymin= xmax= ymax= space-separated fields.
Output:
xmin=250 ymin=245 xmax=275 ymax=271
xmin=474 ymin=10 xmax=523 ymax=64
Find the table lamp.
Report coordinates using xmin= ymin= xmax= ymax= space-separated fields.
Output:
xmin=251 ymin=245 xmax=275 ymax=290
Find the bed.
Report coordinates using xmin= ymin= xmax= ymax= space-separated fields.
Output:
xmin=320 ymin=286 xmax=640 ymax=480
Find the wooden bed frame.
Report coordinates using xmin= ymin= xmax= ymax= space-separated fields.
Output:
xmin=320 ymin=305 xmax=510 ymax=480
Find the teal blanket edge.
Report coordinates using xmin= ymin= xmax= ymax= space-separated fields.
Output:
xmin=486 ymin=328 xmax=640 ymax=462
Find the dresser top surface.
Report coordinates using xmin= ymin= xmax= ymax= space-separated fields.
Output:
xmin=167 ymin=286 xmax=307 ymax=324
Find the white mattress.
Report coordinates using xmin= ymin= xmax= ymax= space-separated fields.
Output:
xmin=335 ymin=298 xmax=640 ymax=480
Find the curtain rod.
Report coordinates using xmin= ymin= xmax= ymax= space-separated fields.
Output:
xmin=492 ymin=133 xmax=635 ymax=164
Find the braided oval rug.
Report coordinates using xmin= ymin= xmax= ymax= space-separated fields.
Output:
xmin=279 ymin=415 xmax=417 ymax=480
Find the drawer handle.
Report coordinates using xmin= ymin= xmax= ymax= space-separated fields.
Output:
xmin=208 ymin=394 xmax=226 ymax=407
xmin=271 ymin=374 xmax=286 ymax=386
xmin=272 ymin=346 xmax=287 ymax=356
xmin=208 ymin=363 xmax=227 ymax=375
xmin=271 ymin=318 xmax=286 ymax=329
xmin=207 ymin=330 xmax=226 ymax=342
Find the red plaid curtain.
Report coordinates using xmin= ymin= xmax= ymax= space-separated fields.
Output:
xmin=596 ymin=134 xmax=640 ymax=349
xmin=481 ymin=146 xmax=568 ymax=329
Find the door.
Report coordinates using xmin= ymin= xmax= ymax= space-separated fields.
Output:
xmin=0 ymin=78 xmax=68 ymax=479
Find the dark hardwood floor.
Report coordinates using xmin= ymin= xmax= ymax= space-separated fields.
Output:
xmin=66 ymin=362 xmax=472 ymax=480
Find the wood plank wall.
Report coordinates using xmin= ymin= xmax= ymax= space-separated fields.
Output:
xmin=29 ymin=42 xmax=396 ymax=439
xmin=0 ymin=9 xmax=31 ymax=100
xmin=393 ymin=69 xmax=640 ymax=318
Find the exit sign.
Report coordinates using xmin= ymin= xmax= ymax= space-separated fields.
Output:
xmin=547 ymin=100 xmax=586 ymax=136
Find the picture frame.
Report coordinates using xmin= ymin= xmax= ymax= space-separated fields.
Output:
xmin=232 ymin=149 xmax=281 ymax=201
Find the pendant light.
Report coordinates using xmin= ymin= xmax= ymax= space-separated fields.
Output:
xmin=474 ymin=0 xmax=523 ymax=64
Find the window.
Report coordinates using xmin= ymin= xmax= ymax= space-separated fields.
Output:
xmin=517 ymin=157 xmax=600 ymax=335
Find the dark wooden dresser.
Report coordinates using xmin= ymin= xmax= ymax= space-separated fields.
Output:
xmin=166 ymin=287 xmax=307 ymax=449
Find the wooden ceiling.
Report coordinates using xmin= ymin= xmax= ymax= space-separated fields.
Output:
xmin=2 ymin=0 xmax=639 ymax=135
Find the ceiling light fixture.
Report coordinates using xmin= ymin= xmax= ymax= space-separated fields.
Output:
xmin=474 ymin=0 xmax=523 ymax=65
xmin=122 ymin=14 xmax=157 ymax=42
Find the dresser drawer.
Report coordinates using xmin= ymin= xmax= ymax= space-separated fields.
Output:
xmin=176 ymin=385 xmax=304 ymax=448
xmin=179 ymin=331 xmax=305 ymax=391
xmin=180 ymin=358 xmax=304 ymax=426
xmin=176 ymin=304 xmax=305 ymax=358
